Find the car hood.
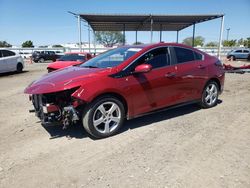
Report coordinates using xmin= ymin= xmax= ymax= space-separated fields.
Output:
xmin=24 ymin=66 xmax=109 ymax=94
xmin=48 ymin=61 xmax=83 ymax=69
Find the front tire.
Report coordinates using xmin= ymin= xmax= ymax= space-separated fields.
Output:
xmin=200 ymin=81 xmax=219 ymax=108
xmin=228 ymin=55 xmax=235 ymax=61
xmin=82 ymin=96 xmax=125 ymax=138
xmin=38 ymin=58 xmax=45 ymax=63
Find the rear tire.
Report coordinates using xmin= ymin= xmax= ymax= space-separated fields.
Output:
xmin=82 ymin=96 xmax=125 ymax=138
xmin=200 ymin=81 xmax=219 ymax=108
xmin=16 ymin=63 xmax=23 ymax=73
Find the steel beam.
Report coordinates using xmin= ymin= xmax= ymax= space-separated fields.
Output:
xmin=192 ymin=24 xmax=196 ymax=47
xmin=218 ymin=16 xmax=224 ymax=59
xmin=150 ymin=17 xmax=153 ymax=43
xmin=176 ymin=30 xmax=179 ymax=43
xmin=78 ymin=15 xmax=82 ymax=52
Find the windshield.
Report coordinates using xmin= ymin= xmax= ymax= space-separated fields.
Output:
xmin=59 ymin=54 xmax=86 ymax=61
xmin=80 ymin=47 xmax=142 ymax=68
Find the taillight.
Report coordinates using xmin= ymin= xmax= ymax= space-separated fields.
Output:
xmin=215 ymin=60 xmax=223 ymax=67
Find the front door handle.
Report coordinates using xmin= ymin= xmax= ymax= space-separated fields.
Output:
xmin=165 ymin=72 xmax=176 ymax=78
xmin=198 ymin=65 xmax=206 ymax=69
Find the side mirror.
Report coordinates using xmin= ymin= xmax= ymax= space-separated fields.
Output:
xmin=134 ymin=64 xmax=152 ymax=73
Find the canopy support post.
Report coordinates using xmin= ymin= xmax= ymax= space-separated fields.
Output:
xmin=135 ymin=30 xmax=138 ymax=44
xmin=218 ymin=16 xmax=224 ymax=59
xmin=123 ymin=24 xmax=126 ymax=45
xmin=192 ymin=24 xmax=196 ymax=47
xmin=78 ymin=15 xmax=82 ymax=52
xmin=93 ymin=30 xmax=96 ymax=55
xmin=150 ymin=17 xmax=153 ymax=43
xmin=88 ymin=24 xmax=91 ymax=53
xmin=176 ymin=30 xmax=179 ymax=43
xmin=160 ymin=24 xmax=162 ymax=42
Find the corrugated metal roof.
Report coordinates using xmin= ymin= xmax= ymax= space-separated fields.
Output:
xmin=79 ymin=14 xmax=223 ymax=31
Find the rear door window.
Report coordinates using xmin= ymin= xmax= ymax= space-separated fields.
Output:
xmin=243 ymin=50 xmax=249 ymax=53
xmin=173 ymin=47 xmax=195 ymax=64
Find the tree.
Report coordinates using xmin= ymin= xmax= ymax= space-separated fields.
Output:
xmin=52 ymin=44 xmax=63 ymax=48
xmin=0 ymin=41 xmax=12 ymax=47
xmin=22 ymin=40 xmax=34 ymax=48
xmin=95 ymin=31 xmax=124 ymax=47
xmin=237 ymin=38 xmax=244 ymax=46
xmin=222 ymin=40 xmax=237 ymax=47
xmin=182 ymin=36 xmax=205 ymax=47
xmin=243 ymin=38 xmax=250 ymax=48
xmin=205 ymin=41 xmax=218 ymax=47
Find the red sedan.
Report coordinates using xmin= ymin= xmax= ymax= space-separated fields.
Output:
xmin=25 ymin=43 xmax=225 ymax=138
xmin=47 ymin=52 xmax=92 ymax=72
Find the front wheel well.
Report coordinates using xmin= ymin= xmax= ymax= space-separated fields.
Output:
xmin=90 ymin=92 xmax=128 ymax=116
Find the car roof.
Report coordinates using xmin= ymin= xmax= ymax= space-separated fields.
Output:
xmin=122 ymin=42 xmax=199 ymax=49
xmin=65 ymin=52 xmax=89 ymax=55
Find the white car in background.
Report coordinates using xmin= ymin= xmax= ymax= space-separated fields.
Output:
xmin=19 ymin=52 xmax=32 ymax=59
xmin=0 ymin=50 xmax=24 ymax=73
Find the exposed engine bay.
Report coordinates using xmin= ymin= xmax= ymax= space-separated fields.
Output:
xmin=30 ymin=87 xmax=83 ymax=129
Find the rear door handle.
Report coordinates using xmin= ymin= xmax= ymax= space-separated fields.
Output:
xmin=165 ymin=72 xmax=176 ymax=78
xmin=198 ymin=65 xmax=206 ymax=69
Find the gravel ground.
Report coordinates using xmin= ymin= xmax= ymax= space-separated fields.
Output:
xmin=0 ymin=61 xmax=250 ymax=188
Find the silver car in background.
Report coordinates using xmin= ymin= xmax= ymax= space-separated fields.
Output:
xmin=0 ymin=50 xmax=24 ymax=73
xmin=227 ymin=49 xmax=250 ymax=60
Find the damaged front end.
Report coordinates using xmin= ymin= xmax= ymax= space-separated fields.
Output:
xmin=30 ymin=87 xmax=84 ymax=129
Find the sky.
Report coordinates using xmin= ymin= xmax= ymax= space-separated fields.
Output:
xmin=0 ymin=0 xmax=249 ymax=46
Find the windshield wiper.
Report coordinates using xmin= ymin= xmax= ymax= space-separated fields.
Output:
xmin=81 ymin=65 xmax=98 ymax=68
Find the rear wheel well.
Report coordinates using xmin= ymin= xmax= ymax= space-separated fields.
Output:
xmin=91 ymin=93 xmax=128 ymax=116
xmin=207 ymin=78 xmax=221 ymax=92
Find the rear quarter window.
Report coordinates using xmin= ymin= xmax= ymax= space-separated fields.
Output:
xmin=194 ymin=51 xmax=203 ymax=60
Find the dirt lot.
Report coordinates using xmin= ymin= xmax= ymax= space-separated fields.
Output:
xmin=0 ymin=61 xmax=250 ymax=188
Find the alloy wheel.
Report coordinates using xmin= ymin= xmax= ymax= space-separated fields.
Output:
xmin=204 ymin=83 xmax=218 ymax=106
xmin=93 ymin=102 xmax=121 ymax=134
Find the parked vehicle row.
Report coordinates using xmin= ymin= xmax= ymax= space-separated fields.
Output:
xmin=25 ymin=43 xmax=225 ymax=138
xmin=0 ymin=50 xmax=24 ymax=74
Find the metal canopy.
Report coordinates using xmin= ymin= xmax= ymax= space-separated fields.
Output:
xmin=79 ymin=14 xmax=223 ymax=31
xmin=74 ymin=13 xmax=224 ymax=59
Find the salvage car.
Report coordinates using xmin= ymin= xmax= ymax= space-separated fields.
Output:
xmin=24 ymin=43 xmax=225 ymax=138
xmin=47 ymin=52 xmax=92 ymax=72
xmin=0 ymin=49 xmax=24 ymax=73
